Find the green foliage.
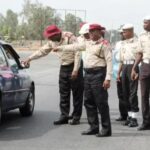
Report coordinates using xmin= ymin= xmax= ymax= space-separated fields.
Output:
xmin=0 ymin=10 xmax=18 ymax=40
xmin=0 ymin=0 xmax=84 ymax=41
xmin=64 ymin=13 xmax=82 ymax=35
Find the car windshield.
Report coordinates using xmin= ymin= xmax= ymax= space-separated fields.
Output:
xmin=3 ymin=45 xmax=18 ymax=67
xmin=0 ymin=46 xmax=7 ymax=67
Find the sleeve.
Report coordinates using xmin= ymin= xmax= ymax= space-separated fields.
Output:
xmin=103 ymin=44 xmax=113 ymax=80
xmin=29 ymin=42 xmax=52 ymax=60
xmin=57 ymin=42 xmax=86 ymax=52
xmin=69 ymin=34 xmax=82 ymax=72
xmin=136 ymin=38 xmax=143 ymax=53
xmin=69 ymin=35 xmax=81 ymax=71
xmin=73 ymin=51 xmax=82 ymax=72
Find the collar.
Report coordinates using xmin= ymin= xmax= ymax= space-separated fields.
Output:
xmin=124 ymin=37 xmax=135 ymax=43
xmin=146 ymin=31 xmax=150 ymax=35
xmin=90 ymin=37 xmax=104 ymax=45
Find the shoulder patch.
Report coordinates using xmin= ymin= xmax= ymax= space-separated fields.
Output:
xmin=101 ymin=39 xmax=109 ymax=45
xmin=64 ymin=32 xmax=73 ymax=38
xmin=140 ymin=32 xmax=146 ymax=37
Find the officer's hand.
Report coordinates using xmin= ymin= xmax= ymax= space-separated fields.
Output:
xmin=103 ymin=80 xmax=111 ymax=90
xmin=131 ymin=69 xmax=138 ymax=80
xmin=53 ymin=47 xmax=59 ymax=52
xmin=71 ymin=71 xmax=78 ymax=80
xmin=117 ymin=74 xmax=121 ymax=82
xmin=22 ymin=58 xmax=31 ymax=67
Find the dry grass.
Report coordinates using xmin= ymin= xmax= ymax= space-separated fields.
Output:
xmin=11 ymin=40 xmax=47 ymax=51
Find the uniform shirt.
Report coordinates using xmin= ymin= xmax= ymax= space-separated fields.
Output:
xmin=29 ymin=32 xmax=81 ymax=72
xmin=119 ymin=37 xmax=139 ymax=62
xmin=57 ymin=38 xmax=112 ymax=80
xmin=137 ymin=31 xmax=150 ymax=59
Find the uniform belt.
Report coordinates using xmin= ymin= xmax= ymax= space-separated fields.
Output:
xmin=84 ymin=67 xmax=106 ymax=73
xmin=61 ymin=62 xmax=74 ymax=67
xmin=143 ymin=59 xmax=150 ymax=64
xmin=123 ymin=60 xmax=135 ymax=65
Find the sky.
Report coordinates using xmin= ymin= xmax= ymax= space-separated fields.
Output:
xmin=1 ymin=0 xmax=150 ymax=34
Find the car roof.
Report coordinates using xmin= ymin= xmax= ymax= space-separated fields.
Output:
xmin=0 ymin=40 xmax=20 ymax=59
xmin=0 ymin=40 xmax=7 ymax=45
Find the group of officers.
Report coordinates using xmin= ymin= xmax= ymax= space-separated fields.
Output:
xmin=23 ymin=15 xmax=150 ymax=137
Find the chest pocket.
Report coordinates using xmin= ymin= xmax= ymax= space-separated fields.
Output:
xmin=131 ymin=45 xmax=138 ymax=54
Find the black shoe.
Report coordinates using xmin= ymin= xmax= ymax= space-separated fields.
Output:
xmin=96 ymin=129 xmax=112 ymax=137
xmin=81 ymin=128 xmax=99 ymax=135
xmin=137 ymin=124 xmax=150 ymax=131
xmin=70 ymin=119 xmax=80 ymax=125
xmin=53 ymin=118 xmax=68 ymax=125
xmin=122 ymin=117 xmax=131 ymax=126
xmin=128 ymin=118 xmax=138 ymax=127
xmin=116 ymin=116 xmax=127 ymax=121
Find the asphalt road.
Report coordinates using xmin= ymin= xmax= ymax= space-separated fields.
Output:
xmin=0 ymin=51 xmax=149 ymax=150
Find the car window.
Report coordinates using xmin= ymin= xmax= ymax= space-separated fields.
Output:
xmin=0 ymin=46 xmax=7 ymax=67
xmin=3 ymin=46 xmax=18 ymax=67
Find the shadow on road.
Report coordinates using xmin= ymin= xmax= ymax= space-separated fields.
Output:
xmin=0 ymin=110 xmax=59 ymax=141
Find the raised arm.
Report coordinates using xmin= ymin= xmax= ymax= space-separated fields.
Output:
xmin=23 ymin=42 xmax=52 ymax=66
xmin=53 ymin=42 xmax=86 ymax=52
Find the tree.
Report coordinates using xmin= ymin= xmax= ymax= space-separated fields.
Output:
xmin=0 ymin=13 xmax=5 ymax=38
xmin=5 ymin=10 xmax=18 ymax=40
xmin=0 ymin=0 xmax=84 ymax=41
xmin=21 ymin=0 xmax=63 ymax=41
xmin=0 ymin=10 xmax=18 ymax=40
xmin=63 ymin=13 xmax=83 ymax=35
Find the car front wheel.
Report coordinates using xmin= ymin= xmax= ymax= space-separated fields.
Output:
xmin=19 ymin=89 xmax=35 ymax=117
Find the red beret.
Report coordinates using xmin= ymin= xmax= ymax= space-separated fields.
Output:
xmin=43 ymin=25 xmax=61 ymax=38
xmin=89 ymin=24 xmax=105 ymax=31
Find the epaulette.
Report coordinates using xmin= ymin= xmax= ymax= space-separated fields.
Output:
xmin=101 ymin=39 xmax=109 ymax=45
xmin=139 ymin=32 xmax=146 ymax=36
xmin=64 ymin=32 xmax=73 ymax=38
xmin=96 ymin=39 xmax=109 ymax=45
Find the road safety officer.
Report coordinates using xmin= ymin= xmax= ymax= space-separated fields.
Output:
xmin=117 ymin=24 xmax=139 ymax=127
xmin=131 ymin=16 xmax=150 ymax=130
xmin=114 ymin=27 xmax=128 ymax=121
xmin=67 ymin=23 xmax=89 ymax=120
xmin=53 ymin=24 xmax=112 ymax=137
xmin=23 ymin=25 xmax=84 ymax=125
xmin=78 ymin=23 xmax=90 ymax=41
xmin=78 ymin=23 xmax=90 ymax=66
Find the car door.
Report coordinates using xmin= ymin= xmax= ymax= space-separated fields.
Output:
xmin=0 ymin=46 xmax=16 ymax=110
xmin=3 ymin=45 xmax=30 ymax=106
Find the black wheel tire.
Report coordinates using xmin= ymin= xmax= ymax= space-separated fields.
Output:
xmin=19 ymin=89 xmax=35 ymax=117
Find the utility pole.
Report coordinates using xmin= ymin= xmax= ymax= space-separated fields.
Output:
xmin=54 ymin=9 xmax=86 ymax=34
